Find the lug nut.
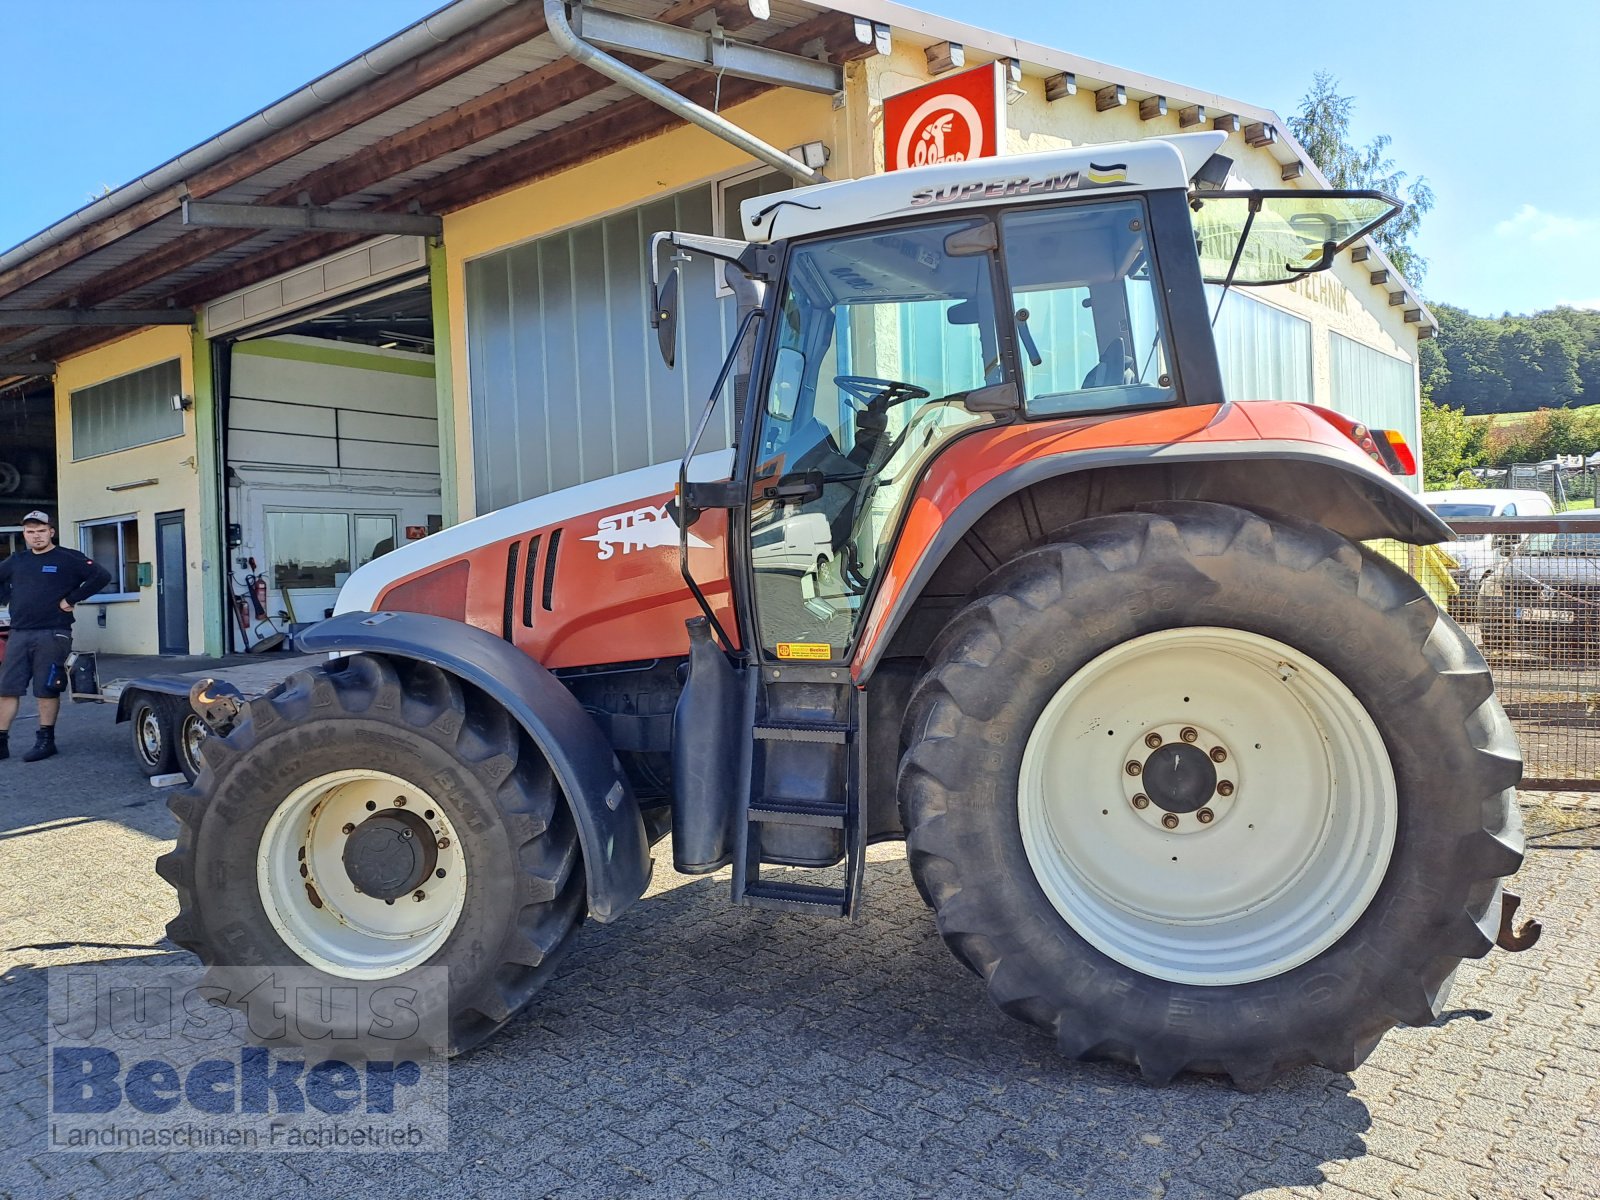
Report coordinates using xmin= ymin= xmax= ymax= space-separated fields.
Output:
xmin=1197 ymin=808 xmax=1215 ymax=824
xmin=393 ymin=796 xmax=407 ymax=807
xmin=437 ymin=837 xmax=451 ymax=849
xmin=1161 ymin=813 xmax=1180 ymax=830
xmin=1217 ymin=780 xmax=1235 ymax=797
xmin=1132 ymin=794 xmax=1150 ymax=810
xmin=413 ymin=890 xmax=426 ymax=902
xmin=342 ymin=823 xmax=355 ymax=835
xmin=1144 ymin=732 xmax=1163 ymax=749
xmin=1210 ymin=746 xmax=1228 ymax=763
xmin=1125 ymin=761 xmax=1143 ymax=777
xmin=1180 ymin=727 xmax=1198 ymax=743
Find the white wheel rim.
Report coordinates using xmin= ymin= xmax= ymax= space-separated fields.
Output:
xmin=135 ymin=706 xmax=163 ymax=767
xmin=1018 ymin=627 xmax=1396 ymax=986
xmin=259 ymin=769 xmax=467 ymax=979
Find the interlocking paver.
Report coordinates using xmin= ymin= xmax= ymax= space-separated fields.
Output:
xmin=0 ymin=703 xmax=1596 ymax=1197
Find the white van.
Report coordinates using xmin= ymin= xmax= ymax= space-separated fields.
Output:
xmin=1423 ymin=488 xmax=1556 ymax=615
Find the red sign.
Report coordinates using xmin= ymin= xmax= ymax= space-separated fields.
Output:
xmin=405 ymin=525 xmax=428 ymax=541
xmin=883 ymin=62 xmax=1005 ymax=173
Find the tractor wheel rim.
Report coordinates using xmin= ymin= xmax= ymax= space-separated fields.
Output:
xmin=259 ymin=769 xmax=467 ymax=979
xmin=135 ymin=706 xmax=163 ymax=766
xmin=1018 ymin=627 xmax=1397 ymax=986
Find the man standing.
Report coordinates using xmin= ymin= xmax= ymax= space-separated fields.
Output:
xmin=0 ymin=512 xmax=111 ymax=762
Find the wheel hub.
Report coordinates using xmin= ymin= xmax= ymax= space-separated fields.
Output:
xmin=1141 ymin=742 xmax=1217 ymax=814
xmin=1122 ymin=722 xmax=1238 ymax=833
xmin=342 ymin=809 xmax=438 ymax=900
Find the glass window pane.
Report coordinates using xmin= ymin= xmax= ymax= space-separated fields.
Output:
xmin=84 ymin=524 xmax=121 ymax=591
xmin=1002 ymin=200 xmax=1175 ymax=416
xmin=269 ymin=512 xmax=351 ymax=590
xmin=355 ymin=516 xmax=397 ymax=567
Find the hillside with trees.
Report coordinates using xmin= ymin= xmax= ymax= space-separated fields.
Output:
xmin=1422 ymin=305 xmax=1600 ymax=416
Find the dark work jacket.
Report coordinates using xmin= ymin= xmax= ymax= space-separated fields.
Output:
xmin=0 ymin=546 xmax=113 ymax=631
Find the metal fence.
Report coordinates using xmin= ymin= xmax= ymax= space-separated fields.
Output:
xmin=1375 ymin=512 xmax=1600 ymax=790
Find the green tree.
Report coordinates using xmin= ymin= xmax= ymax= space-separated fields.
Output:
xmin=1288 ymin=73 xmax=1435 ymax=285
xmin=1419 ymin=396 xmax=1480 ymax=487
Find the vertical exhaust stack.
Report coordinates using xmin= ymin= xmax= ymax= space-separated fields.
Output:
xmin=541 ymin=0 xmax=828 ymax=186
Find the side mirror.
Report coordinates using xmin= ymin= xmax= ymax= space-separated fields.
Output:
xmin=653 ymin=268 xmax=681 ymax=368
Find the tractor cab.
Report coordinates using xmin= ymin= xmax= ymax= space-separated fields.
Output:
xmin=654 ymin=132 xmax=1400 ymax=668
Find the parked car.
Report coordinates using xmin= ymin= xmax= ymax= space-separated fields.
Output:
xmin=1478 ymin=531 xmax=1600 ymax=658
xmin=1423 ymin=488 xmax=1556 ymax=619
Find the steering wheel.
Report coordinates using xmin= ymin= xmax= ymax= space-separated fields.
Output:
xmin=834 ymin=375 xmax=930 ymax=412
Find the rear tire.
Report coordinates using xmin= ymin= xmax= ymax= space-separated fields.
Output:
xmin=899 ymin=502 xmax=1523 ymax=1087
xmin=157 ymin=653 xmax=585 ymax=1055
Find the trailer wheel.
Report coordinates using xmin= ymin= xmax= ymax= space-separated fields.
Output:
xmin=129 ymin=693 xmax=177 ymax=777
xmin=156 ymin=695 xmax=210 ymax=784
xmin=899 ymin=502 xmax=1523 ymax=1088
xmin=157 ymin=653 xmax=585 ymax=1055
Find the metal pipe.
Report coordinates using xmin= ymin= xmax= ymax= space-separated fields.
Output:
xmin=542 ymin=0 xmax=826 ymax=186
xmin=0 ymin=0 xmax=522 ymax=270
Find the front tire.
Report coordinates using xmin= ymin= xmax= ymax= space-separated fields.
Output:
xmin=899 ymin=503 xmax=1523 ymax=1087
xmin=157 ymin=653 xmax=585 ymax=1055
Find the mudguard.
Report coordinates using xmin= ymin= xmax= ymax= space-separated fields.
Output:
xmin=297 ymin=610 xmax=651 ymax=923
xmin=114 ymin=675 xmax=194 ymax=724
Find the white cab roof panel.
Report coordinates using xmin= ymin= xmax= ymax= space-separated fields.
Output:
xmin=740 ymin=131 xmax=1227 ymax=243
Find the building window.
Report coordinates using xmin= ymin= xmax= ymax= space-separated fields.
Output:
xmin=70 ymin=359 xmax=184 ymax=460
xmin=79 ymin=515 xmax=141 ymax=601
xmin=268 ymin=510 xmax=398 ymax=591
xmin=1329 ymin=332 xmax=1418 ymax=475
xmin=1205 ymin=286 xmax=1313 ymax=404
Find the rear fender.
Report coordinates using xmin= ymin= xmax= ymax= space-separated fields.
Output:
xmin=297 ymin=610 xmax=650 ymax=923
xmin=857 ymin=438 xmax=1452 ymax=679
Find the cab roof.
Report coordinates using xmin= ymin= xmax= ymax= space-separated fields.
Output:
xmin=739 ymin=131 xmax=1226 ymax=243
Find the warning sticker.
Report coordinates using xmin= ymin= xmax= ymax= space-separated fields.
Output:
xmin=776 ymin=642 xmax=832 ymax=661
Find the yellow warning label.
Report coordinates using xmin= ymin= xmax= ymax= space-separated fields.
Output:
xmin=776 ymin=642 xmax=832 ymax=661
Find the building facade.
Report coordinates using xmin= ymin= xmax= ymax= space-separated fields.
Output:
xmin=0 ymin=0 xmax=1431 ymax=657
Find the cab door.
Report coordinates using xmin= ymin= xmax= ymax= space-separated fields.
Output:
xmin=746 ymin=217 xmax=1008 ymax=663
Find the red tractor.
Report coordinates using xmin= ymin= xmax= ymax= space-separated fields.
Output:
xmin=160 ymin=130 xmax=1529 ymax=1087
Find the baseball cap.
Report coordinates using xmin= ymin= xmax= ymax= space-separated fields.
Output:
xmin=21 ymin=511 xmax=51 ymax=526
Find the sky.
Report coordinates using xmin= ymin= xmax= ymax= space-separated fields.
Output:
xmin=3 ymin=0 xmax=1596 ymax=318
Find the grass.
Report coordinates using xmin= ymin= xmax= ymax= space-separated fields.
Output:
xmin=1466 ymin=404 xmax=1600 ymax=430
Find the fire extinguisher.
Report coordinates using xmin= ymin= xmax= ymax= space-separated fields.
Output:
xmin=248 ymin=574 xmax=269 ymax=621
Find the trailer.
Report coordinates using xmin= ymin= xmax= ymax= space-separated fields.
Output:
xmin=108 ymin=655 xmax=313 ymax=783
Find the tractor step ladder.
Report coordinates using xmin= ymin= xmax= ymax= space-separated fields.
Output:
xmin=732 ymin=673 xmax=865 ymax=917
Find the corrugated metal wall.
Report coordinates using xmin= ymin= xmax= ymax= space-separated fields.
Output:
xmin=1329 ymin=331 xmax=1419 ymax=485
xmin=69 ymin=359 xmax=183 ymax=460
xmin=465 ymin=188 xmax=745 ymax=514
xmin=1207 ymin=287 xmax=1313 ymax=404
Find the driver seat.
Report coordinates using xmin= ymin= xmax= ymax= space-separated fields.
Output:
xmin=1081 ymin=336 xmax=1135 ymax=389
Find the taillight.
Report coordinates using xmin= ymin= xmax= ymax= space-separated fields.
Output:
xmin=1302 ymin=406 xmax=1416 ymax=476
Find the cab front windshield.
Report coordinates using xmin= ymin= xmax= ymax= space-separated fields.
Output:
xmin=750 ymin=217 xmax=1002 ymax=659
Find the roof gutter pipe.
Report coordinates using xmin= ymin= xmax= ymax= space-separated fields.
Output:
xmin=542 ymin=0 xmax=826 ymax=186
xmin=0 ymin=0 xmax=522 ymax=270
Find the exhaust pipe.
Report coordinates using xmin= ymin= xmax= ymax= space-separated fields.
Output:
xmin=543 ymin=0 xmax=827 ymax=186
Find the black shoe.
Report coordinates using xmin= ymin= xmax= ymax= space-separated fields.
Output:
xmin=0 ymin=734 xmax=8 ymax=761
xmin=22 ymin=731 xmax=56 ymax=762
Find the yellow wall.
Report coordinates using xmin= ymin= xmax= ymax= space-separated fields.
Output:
xmin=54 ymin=327 xmax=203 ymax=656
xmin=440 ymin=87 xmax=844 ymax=520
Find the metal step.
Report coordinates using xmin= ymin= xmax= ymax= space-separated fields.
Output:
xmin=749 ymin=796 xmax=848 ymax=828
xmin=742 ymin=880 xmax=849 ymax=916
xmin=752 ymin=720 xmax=853 ymax=744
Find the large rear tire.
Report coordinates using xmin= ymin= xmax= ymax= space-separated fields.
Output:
xmin=899 ymin=502 xmax=1523 ymax=1088
xmin=157 ymin=653 xmax=585 ymax=1055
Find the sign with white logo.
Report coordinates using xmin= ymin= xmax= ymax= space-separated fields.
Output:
xmin=582 ymin=504 xmax=711 ymax=561
xmin=883 ymin=62 xmax=1004 ymax=173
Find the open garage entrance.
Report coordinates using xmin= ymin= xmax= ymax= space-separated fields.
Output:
xmin=216 ymin=274 xmax=440 ymax=652
xmin=0 ymin=379 xmax=57 ymax=563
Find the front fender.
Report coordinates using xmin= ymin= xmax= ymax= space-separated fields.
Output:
xmin=297 ymin=610 xmax=650 ymax=923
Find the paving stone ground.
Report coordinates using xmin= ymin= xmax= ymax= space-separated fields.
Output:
xmin=0 ymin=698 xmax=1596 ymax=1198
